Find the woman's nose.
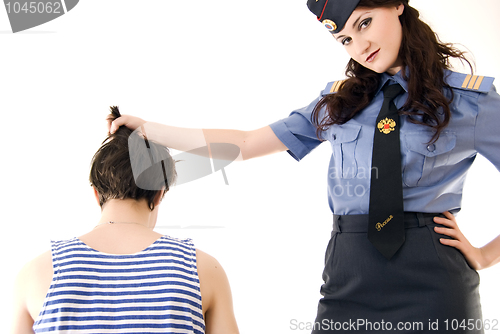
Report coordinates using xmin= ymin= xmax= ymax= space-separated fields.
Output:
xmin=354 ymin=38 xmax=371 ymax=57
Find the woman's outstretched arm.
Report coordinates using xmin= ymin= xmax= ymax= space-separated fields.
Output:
xmin=108 ymin=115 xmax=288 ymax=161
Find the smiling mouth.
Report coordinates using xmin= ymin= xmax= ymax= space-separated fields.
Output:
xmin=366 ymin=49 xmax=380 ymax=63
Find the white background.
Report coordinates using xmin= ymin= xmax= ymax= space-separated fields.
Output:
xmin=1 ymin=0 xmax=499 ymax=332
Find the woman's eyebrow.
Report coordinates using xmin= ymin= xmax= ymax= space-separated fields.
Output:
xmin=334 ymin=11 xmax=371 ymax=41
xmin=351 ymin=11 xmax=371 ymax=29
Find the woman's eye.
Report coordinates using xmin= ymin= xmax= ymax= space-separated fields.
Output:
xmin=341 ymin=37 xmax=352 ymax=46
xmin=359 ymin=18 xmax=372 ymax=29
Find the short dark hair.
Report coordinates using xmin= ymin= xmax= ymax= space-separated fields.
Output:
xmin=89 ymin=106 xmax=177 ymax=210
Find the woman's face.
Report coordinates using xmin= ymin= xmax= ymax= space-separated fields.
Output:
xmin=333 ymin=5 xmax=404 ymax=75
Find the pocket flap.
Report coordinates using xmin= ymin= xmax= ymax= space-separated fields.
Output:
xmin=330 ymin=124 xmax=362 ymax=144
xmin=404 ymin=131 xmax=456 ymax=157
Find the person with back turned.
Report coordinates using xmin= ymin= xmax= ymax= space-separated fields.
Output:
xmin=11 ymin=106 xmax=239 ymax=334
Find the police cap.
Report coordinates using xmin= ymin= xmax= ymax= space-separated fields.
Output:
xmin=307 ymin=0 xmax=361 ymax=34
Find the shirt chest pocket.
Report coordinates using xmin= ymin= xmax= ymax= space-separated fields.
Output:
xmin=330 ymin=124 xmax=362 ymax=179
xmin=402 ymin=131 xmax=457 ymax=187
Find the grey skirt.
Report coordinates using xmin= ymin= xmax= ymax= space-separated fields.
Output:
xmin=312 ymin=212 xmax=483 ymax=334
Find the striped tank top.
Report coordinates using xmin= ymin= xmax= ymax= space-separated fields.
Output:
xmin=33 ymin=236 xmax=205 ymax=333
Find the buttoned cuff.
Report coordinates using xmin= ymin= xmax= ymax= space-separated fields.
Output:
xmin=269 ymin=120 xmax=310 ymax=161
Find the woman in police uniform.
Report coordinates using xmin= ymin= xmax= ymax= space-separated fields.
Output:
xmin=109 ymin=0 xmax=500 ymax=332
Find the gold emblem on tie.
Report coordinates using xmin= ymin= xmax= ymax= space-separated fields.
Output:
xmin=377 ymin=118 xmax=396 ymax=134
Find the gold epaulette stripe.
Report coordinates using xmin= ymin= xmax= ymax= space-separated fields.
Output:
xmin=467 ymin=76 xmax=478 ymax=89
xmin=330 ymin=80 xmax=345 ymax=93
xmin=330 ymin=81 xmax=339 ymax=93
xmin=462 ymin=74 xmax=472 ymax=88
xmin=461 ymin=75 xmax=485 ymax=90
xmin=473 ymin=76 xmax=484 ymax=90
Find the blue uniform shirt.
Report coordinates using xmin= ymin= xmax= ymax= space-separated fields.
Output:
xmin=269 ymin=70 xmax=500 ymax=215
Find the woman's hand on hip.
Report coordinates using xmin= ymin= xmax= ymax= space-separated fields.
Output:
xmin=433 ymin=211 xmax=487 ymax=270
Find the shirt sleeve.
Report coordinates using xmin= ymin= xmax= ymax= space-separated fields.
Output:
xmin=269 ymin=96 xmax=325 ymax=161
xmin=475 ymin=85 xmax=500 ymax=171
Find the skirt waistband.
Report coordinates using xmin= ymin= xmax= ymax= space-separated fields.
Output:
xmin=332 ymin=212 xmax=444 ymax=233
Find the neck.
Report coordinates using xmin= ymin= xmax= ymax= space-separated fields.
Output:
xmin=97 ymin=198 xmax=158 ymax=229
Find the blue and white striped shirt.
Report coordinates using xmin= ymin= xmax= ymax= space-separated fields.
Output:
xmin=33 ymin=236 xmax=205 ymax=333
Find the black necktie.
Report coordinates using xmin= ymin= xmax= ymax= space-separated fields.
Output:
xmin=368 ymin=83 xmax=405 ymax=260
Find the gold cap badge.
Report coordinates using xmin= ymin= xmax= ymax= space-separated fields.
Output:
xmin=377 ymin=118 xmax=396 ymax=134
xmin=322 ymin=19 xmax=337 ymax=32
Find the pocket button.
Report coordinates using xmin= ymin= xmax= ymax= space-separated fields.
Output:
xmin=426 ymin=144 xmax=436 ymax=152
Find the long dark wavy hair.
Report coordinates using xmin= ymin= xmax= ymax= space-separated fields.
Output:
xmin=312 ymin=0 xmax=472 ymax=143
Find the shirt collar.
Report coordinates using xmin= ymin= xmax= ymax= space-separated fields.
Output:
xmin=376 ymin=69 xmax=409 ymax=96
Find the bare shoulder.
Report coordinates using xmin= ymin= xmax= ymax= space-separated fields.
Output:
xmin=195 ymin=248 xmax=233 ymax=288
xmin=195 ymin=248 xmax=231 ymax=291
xmin=196 ymin=249 xmax=225 ymax=273
xmin=31 ymin=250 xmax=52 ymax=270
xmin=24 ymin=250 xmax=53 ymax=312
xmin=195 ymin=249 xmax=239 ymax=334
xmin=21 ymin=250 xmax=54 ymax=316
xmin=18 ymin=250 xmax=52 ymax=283
xmin=12 ymin=250 xmax=54 ymax=332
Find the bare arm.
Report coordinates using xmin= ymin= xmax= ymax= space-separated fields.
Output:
xmin=480 ymin=234 xmax=500 ymax=269
xmin=10 ymin=251 xmax=53 ymax=334
xmin=109 ymin=115 xmax=288 ymax=161
xmin=196 ymin=249 xmax=239 ymax=334
xmin=203 ymin=126 xmax=288 ymax=160
xmin=11 ymin=268 xmax=35 ymax=334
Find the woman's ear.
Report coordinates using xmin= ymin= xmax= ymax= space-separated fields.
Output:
xmin=396 ymin=3 xmax=404 ymax=16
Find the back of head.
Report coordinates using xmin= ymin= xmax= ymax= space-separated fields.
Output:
xmin=89 ymin=106 xmax=177 ymax=210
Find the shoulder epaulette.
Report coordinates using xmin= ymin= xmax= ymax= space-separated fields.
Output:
xmin=446 ymin=72 xmax=495 ymax=93
xmin=322 ymin=79 xmax=347 ymax=96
